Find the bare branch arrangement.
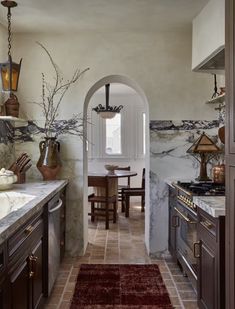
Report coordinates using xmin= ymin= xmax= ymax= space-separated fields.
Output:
xmin=35 ymin=42 xmax=89 ymax=138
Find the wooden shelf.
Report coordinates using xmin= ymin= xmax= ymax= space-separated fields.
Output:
xmin=0 ymin=116 xmax=27 ymax=123
xmin=206 ymin=93 xmax=225 ymax=104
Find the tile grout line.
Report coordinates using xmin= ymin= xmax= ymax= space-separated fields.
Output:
xmin=164 ymin=261 xmax=185 ymax=309
xmin=57 ymin=264 xmax=74 ymax=309
xmin=104 ymin=223 xmax=109 ymax=263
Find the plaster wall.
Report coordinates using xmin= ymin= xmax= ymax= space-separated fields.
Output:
xmin=11 ymin=29 xmax=218 ymax=256
xmin=0 ymin=25 xmax=15 ymax=169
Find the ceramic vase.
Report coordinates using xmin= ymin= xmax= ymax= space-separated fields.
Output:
xmin=37 ymin=137 xmax=62 ymax=180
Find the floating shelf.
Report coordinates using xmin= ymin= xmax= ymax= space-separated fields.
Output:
xmin=206 ymin=93 xmax=225 ymax=104
xmin=0 ymin=116 xmax=27 ymax=123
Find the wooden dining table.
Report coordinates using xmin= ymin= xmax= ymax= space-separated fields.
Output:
xmin=88 ymin=170 xmax=138 ymax=201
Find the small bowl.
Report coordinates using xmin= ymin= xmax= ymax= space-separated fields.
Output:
xmin=104 ymin=165 xmax=119 ymax=174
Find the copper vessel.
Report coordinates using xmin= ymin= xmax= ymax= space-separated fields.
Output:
xmin=212 ymin=164 xmax=225 ymax=184
xmin=36 ymin=137 xmax=62 ymax=180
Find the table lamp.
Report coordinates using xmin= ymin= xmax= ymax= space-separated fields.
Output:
xmin=187 ymin=132 xmax=221 ymax=181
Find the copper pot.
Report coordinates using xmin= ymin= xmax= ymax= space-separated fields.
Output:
xmin=212 ymin=164 xmax=225 ymax=184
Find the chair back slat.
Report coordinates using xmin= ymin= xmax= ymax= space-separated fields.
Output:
xmin=141 ymin=168 xmax=145 ymax=189
xmin=115 ymin=166 xmax=131 ymax=186
xmin=88 ymin=175 xmax=108 ymax=192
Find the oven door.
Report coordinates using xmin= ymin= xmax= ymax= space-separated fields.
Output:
xmin=174 ymin=202 xmax=198 ymax=281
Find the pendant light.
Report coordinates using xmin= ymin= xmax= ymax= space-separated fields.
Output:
xmin=92 ymin=84 xmax=123 ymax=119
xmin=0 ymin=1 xmax=22 ymax=93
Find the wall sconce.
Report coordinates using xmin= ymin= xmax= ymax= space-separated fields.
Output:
xmin=187 ymin=132 xmax=221 ymax=181
xmin=92 ymin=84 xmax=123 ymax=119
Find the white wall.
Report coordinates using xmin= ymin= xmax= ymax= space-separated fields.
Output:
xmin=12 ymin=29 xmax=217 ymax=256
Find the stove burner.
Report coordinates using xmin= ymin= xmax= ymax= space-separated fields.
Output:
xmin=177 ymin=181 xmax=225 ymax=196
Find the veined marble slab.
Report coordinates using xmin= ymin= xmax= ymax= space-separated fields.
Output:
xmin=0 ymin=180 xmax=68 ymax=245
xmin=193 ymin=196 xmax=225 ymax=217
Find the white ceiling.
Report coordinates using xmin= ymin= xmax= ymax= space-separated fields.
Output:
xmin=0 ymin=0 xmax=208 ymax=33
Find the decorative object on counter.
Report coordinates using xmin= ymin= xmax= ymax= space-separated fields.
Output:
xmin=0 ymin=0 xmax=22 ymax=117
xmin=4 ymin=93 xmax=19 ymax=117
xmin=104 ymin=164 xmax=119 ymax=174
xmin=34 ymin=42 xmax=89 ymax=180
xmin=0 ymin=168 xmax=17 ymax=190
xmin=212 ymin=162 xmax=225 ymax=184
xmin=9 ymin=152 xmax=32 ymax=183
xmin=92 ymin=84 xmax=123 ymax=119
xmin=37 ymin=137 xmax=61 ymax=180
xmin=187 ymin=132 xmax=221 ymax=181
xmin=218 ymin=125 xmax=225 ymax=144
xmin=211 ymin=74 xmax=220 ymax=99
xmin=0 ymin=104 xmax=4 ymax=116
xmin=206 ymin=75 xmax=225 ymax=105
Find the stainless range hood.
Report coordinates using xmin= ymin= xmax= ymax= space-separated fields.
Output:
xmin=193 ymin=46 xmax=225 ymax=74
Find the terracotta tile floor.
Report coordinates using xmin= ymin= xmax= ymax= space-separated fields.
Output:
xmin=45 ymin=204 xmax=198 ymax=309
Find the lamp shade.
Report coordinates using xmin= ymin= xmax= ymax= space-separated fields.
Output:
xmin=187 ymin=132 xmax=221 ymax=154
xmin=99 ymin=111 xmax=116 ymax=119
xmin=0 ymin=56 xmax=22 ymax=92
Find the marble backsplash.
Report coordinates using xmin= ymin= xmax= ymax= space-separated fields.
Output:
xmin=0 ymin=121 xmax=15 ymax=169
xmin=149 ymin=120 xmax=223 ymax=257
xmin=14 ymin=122 xmax=84 ymax=256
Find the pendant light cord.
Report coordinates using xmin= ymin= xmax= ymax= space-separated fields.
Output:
xmin=7 ymin=7 xmax=12 ymax=57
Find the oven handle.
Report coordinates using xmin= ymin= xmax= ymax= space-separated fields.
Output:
xmin=174 ymin=207 xmax=197 ymax=224
xmin=172 ymin=215 xmax=179 ymax=228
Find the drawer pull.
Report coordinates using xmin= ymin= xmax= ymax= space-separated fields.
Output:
xmin=29 ymin=255 xmax=38 ymax=278
xmin=193 ymin=241 xmax=201 ymax=258
xmin=201 ymin=220 xmax=213 ymax=230
xmin=24 ymin=225 xmax=33 ymax=235
xmin=29 ymin=271 xmax=34 ymax=278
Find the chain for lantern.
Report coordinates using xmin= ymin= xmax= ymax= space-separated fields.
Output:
xmin=7 ymin=6 xmax=12 ymax=57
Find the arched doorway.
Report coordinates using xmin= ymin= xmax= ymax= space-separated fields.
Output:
xmin=83 ymin=75 xmax=150 ymax=254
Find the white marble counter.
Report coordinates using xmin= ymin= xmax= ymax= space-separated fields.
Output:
xmin=0 ymin=180 xmax=68 ymax=245
xmin=193 ymin=196 xmax=225 ymax=217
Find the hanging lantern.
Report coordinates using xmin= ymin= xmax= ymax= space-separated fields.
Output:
xmin=0 ymin=1 xmax=22 ymax=93
xmin=92 ymin=84 xmax=123 ymax=119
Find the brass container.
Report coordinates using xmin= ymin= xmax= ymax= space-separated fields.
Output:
xmin=36 ymin=137 xmax=62 ymax=181
xmin=5 ymin=93 xmax=20 ymax=117
xmin=212 ymin=164 xmax=225 ymax=184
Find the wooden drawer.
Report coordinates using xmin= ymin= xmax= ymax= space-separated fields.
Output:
xmin=198 ymin=209 xmax=217 ymax=239
xmin=8 ymin=212 xmax=43 ymax=257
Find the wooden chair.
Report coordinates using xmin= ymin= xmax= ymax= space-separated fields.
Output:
xmin=88 ymin=175 xmax=117 ymax=229
xmin=122 ymin=168 xmax=145 ymax=217
xmin=115 ymin=166 xmax=131 ymax=212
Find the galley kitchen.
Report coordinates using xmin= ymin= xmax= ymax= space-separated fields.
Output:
xmin=0 ymin=0 xmax=231 ymax=309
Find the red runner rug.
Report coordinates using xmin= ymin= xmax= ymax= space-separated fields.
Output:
xmin=70 ymin=264 xmax=173 ymax=308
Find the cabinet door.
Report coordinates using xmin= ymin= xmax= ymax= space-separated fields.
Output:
xmin=10 ymin=258 xmax=30 ymax=309
xmin=31 ymin=239 xmax=44 ymax=309
xmin=198 ymin=241 xmax=216 ymax=309
xmin=0 ymin=280 xmax=9 ymax=309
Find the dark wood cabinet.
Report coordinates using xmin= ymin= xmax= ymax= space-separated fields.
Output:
xmin=0 ymin=185 xmax=67 ymax=308
xmin=8 ymin=212 xmax=44 ymax=309
xmin=168 ymin=185 xmax=177 ymax=259
xmin=10 ymin=258 xmax=30 ymax=309
xmin=197 ymin=209 xmax=225 ymax=309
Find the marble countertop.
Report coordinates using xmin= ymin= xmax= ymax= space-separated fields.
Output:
xmin=0 ymin=180 xmax=68 ymax=245
xmin=193 ymin=196 xmax=225 ymax=217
